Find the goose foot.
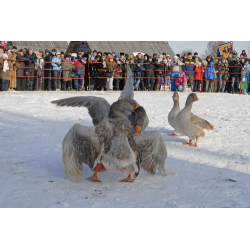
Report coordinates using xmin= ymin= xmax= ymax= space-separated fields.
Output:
xmin=93 ymin=163 xmax=107 ymax=172
xmin=183 ymin=139 xmax=196 ymax=147
xmin=120 ymin=174 xmax=135 ymax=183
xmin=86 ymin=163 xmax=103 ymax=182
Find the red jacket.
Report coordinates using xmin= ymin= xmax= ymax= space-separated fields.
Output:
xmin=0 ymin=41 xmax=7 ymax=50
xmin=73 ymin=57 xmax=86 ymax=68
xmin=194 ymin=66 xmax=203 ymax=80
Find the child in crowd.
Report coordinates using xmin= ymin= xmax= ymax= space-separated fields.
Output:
xmin=175 ymin=71 xmax=187 ymax=92
xmin=193 ymin=62 xmax=203 ymax=92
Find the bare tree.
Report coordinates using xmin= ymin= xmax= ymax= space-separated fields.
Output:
xmin=204 ymin=41 xmax=225 ymax=57
xmin=180 ymin=49 xmax=194 ymax=57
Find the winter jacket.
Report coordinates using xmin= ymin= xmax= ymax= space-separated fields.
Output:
xmin=133 ymin=65 xmax=145 ymax=78
xmin=194 ymin=66 xmax=203 ymax=80
xmin=73 ymin=57 xmax=86 ymax=69
xmin=25 ymin=53 xmax=37 ymax=68
xmin=217 ymin=60 xmax=229 ymax=75
xmin=144 ymin=61 xmax=155 ymax=77
xmin=0 ymin=57 xmax=11 ymax=80
xmin=165 ymin=61 xmax=173 ymax=77
xmin=52 ymin=56 xmax=61 ymax=70
xmin=172 ymin=59 xmax=183 ymax=73
xmin=154 ymin=61 xmax=164 ymax=76
xmin=62 ymin=61 xmax=73 ymax=81
xmin=175 ymin=72 xmax=187 ymax=86
xmin=16 ymin=54 xmax=29 ymax=76
xmin=105 ymin=61 xmax=117 ymax=76
xmin=182 ymin=58 xmax=196 ymax=76
xmin=44 ymin=54 xmax=53 ymax=69
xmin=205 ymin=61 xmax=216 ymax=80
xmin=229 ymin=60 xmax=241 ymax=77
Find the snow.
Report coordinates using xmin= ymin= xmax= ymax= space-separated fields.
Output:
xmin=0 ymin=90 xmax=250 ymax=208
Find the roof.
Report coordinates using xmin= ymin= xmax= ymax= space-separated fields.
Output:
xmin=67 ymin=41 xmax=175 ymax=57
xmin=7 ymin=41 xmax=68 ymax=52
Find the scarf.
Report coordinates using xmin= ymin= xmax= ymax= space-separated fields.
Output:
xmin=2 ymin=54 xmax=9 ymax=72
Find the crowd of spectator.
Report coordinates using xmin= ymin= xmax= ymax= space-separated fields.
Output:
xmin=0 ymin=45 xmax=249 ymax=94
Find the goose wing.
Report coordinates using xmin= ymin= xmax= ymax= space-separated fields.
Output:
xmin=135 ymin=131 xmax=167 ymax=175
xmin=51 ymin=96 xmax=111 ymax=126
xmin=62 ymin=123 xmax=100 ymax=182
xmin=190 ymin=113 xmax=214 ymax=130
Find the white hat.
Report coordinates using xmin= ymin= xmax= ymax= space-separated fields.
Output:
xmin=56 ymin=52 xmax=61 ymax=55
xmin=3 ymin=53 xmax=8 ymax=59
xmin=174 ymin=56 xmax=178 ymax=59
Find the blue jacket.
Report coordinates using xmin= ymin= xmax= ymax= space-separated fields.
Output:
xmin=205 ymin=61 xmax=216 ymax=80
xmin=52 ymin=56 xmax=62 ymax=70
xmin=134 ymin=65 xmax=145 ymax=78
xmin=182 ymin=58 xmax=196 ymax=76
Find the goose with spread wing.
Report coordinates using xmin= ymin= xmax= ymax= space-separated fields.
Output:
xmin=175 ymin=93 xmax=214 ymax=147
xmin=62 ymin=98 xmax=167 ymax=182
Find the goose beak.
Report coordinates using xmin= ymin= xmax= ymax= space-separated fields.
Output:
xmin=173 ymin=93 xmax=178 ymax=98
xmin=134 ymin=125 xmax=142 ymax=135
xmin=193 ymin=95 xmax=199 ymax=102
xmin=135 ymin=102 xmax=141 ymax=109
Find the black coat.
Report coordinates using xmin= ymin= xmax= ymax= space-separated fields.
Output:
xmin=229 ymin=60 xmax=241 ymax=77
xmin=44 ymin=54 xmax=53 ymax=69
xmin=25 ymin=53 xmax=37 ymax=68
xmin=144 ymin=61 xmax=155 ymax=77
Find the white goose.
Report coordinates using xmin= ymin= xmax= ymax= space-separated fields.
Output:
xmin=175 ymin=93 xmax=214 ymax=147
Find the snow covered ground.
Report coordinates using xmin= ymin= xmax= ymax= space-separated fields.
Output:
xmin=0 ymin=91 xmax=250 ymax=208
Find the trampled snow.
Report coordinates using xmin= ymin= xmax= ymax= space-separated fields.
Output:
xmin=0 ymin=91 xmax=250 ymax=208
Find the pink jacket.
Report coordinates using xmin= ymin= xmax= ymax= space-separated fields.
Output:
xmin=175 ymin=72 xmax=187 ymax=86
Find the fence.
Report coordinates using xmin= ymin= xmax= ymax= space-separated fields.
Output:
xmin=1 ymin=58 xmax=250 ymax=94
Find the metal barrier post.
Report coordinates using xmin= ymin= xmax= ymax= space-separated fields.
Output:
xmin=88 ymin=62 xmax=91 ymax=91
xmin=36 ymin=66 xmax=39 ymax=91
xmin=42 ymin=64 xmax=44 ymax=90
xmin=240 ymin=66 xmax=243 ymax=95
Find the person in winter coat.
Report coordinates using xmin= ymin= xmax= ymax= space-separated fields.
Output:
xmin=175 ymin=71 xmax=187 ymax=92
xmin=171 ymin=56 xmax=182 ymax=91
xmin=144 ymin=56 xmax=155 ymax=90
xmin=0 ymin=53 xmax=12 ymax=91
xmin=25 ymin=48 xmax=37 ymax=91
xmin=164 ymin=58 xmax=173 ymax=88
xmin=229 ymin=56 xmax=241 ymax=94
xmin=193 ymin=62 xmax=203 ymax=92
xmin=73 ymin=52 xmax=86 ymax=91
xmin=240 ymin=50 xmax=248 ymax=58
xmin=62 ymin=54 xmax=73 ymax=90
xmin=113 ymin=55 xmax=123 ymax=90
xmin=217 ymin=57 xmax=229 ymax=93
xmin=133 ymin=63 xmax=145 ymax=90
xmin=242 ymin=59 xmax=250 ymax=94
xmin=104 ymin=56 xmax=117 ymax=90
xmin=154 ymin=55 xmax=164 ymax=91
xmin=204 ymin=56 xmax=216 ymax=92
xmin=16 ymin=49 xmax=29 ymax=91
xmin=52 ymin=52 xmax=62 ymax=90
xmin=8 ymin=48 xmax=17 ymax=90
xmin=35 ymin=51 xmax=44 ymax=90
xmin=182 ymin=52 xmax=196 ymax=88
xmin=44 ymin=49 xmax=54 ymax=91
